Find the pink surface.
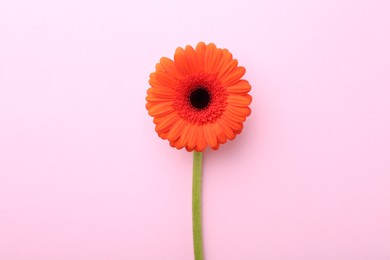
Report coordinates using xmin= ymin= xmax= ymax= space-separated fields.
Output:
xmin=1 ymin=0 xmax=389 ymax=259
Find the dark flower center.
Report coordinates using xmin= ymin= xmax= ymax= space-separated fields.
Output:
xmin=189 ymin=87 xmax=211 ymax=110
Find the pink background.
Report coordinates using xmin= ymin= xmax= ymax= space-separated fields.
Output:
xmin=1 ymin=0 xmax=389 ymax=259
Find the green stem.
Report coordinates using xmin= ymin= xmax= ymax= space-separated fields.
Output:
xmin=192 ymin=151 xmax=204 ymax=260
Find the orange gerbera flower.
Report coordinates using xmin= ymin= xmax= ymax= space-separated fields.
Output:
xmin=146 ymin=42 xmax=252 ymax=152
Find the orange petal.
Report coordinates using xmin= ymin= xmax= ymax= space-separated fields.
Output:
xmin=211 ymin=122 xmax=227 ymax=144
xmin=155 ymin=113 xmax=179 ymax=132
xmin=155 ymin=71 xmax=179 ymax=89
xmin=146 ymin=95 xmax=171 ymax=103
xmin=186 ymin=124 xmax=198 ymax=151
xmin=176 ymin=124 xmax=191 ymax=149
xmin=148 ymin=74 xmax=159 ymax=88
xmin=216 ymin=118 xmax=235 ymax=140
xmin=195 ymin=125 xmax=207 ymax=152
xmin=147 ymin=102 xmax=173 ymax=116
xmin=184 ymin=45 xmax=199 ymax=73
xmin=210 ymin=143 xmax=220 ymax=150
xmin=227 ymin=94 xmax=252 ymax=107
xmin=159 ymin=57 xmax=183 ymax=78
xmin=224 ymin=109 xmax=247 ymax=123
xmin=174 ymin=47 xmax=192 ymax=75
xmin=221 ymin=66 xmax=246 ymax=87
xmin=155 ymin=63 xmax=163 ymax=71
xmin=221 ymin=114 xmax=244 ymax=132
xmin=226 ymin=105 xmax=251 ymax=117
xmin=209 ymin=49 xmax=224 ymax=74
xmin=158 ymin=130 xmax=169 ymax=139
xmin=204 ymin=43 xmax=218 ymax=74
xmin=217 ymin=59 xmax=238 ymax=80
xmin=203 ymin=123 xmax=217 ymax=149
xmin=212 ymin=49 xmax=232 ymax=76
xmin=147 ymin=87 xmax=175 ymax=98
xmin=227 ymin=80 xmax=251 ymax=94
xmin=167 ymin=118 xmax=186 ymax=140
xmin=195 ymin=42 xmax=206 ymax=72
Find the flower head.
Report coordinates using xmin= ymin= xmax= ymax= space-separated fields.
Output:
xmin=146 ymin=42 xmax=252 ymax=152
